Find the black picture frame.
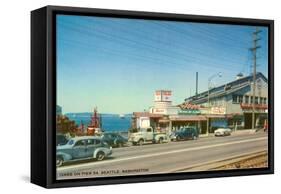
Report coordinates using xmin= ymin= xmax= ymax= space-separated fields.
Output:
xmin=31 ymin=5 xmax=274 ymax=188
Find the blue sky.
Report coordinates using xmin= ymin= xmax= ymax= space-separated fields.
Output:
xmin=57 ymin=14 xmax=268 ymax=114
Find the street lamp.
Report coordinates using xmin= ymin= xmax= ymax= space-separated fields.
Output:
xmin=207 ymin=72 xmax=222 ymax=136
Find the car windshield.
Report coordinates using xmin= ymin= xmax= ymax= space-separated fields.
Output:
xmin=103 ymin=134 xmax=112 ymax=138
xmin=68 ymin=139 xmax=74 ymax=145
xmin=118 ymin=134 xmax=125 ymax=139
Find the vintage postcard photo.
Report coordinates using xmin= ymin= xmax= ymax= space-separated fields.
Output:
xmin=55 ymin=15 xmax=269 ymax=180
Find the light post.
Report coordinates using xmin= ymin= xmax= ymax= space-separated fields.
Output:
xmin=206 ymin=72 xmax=222 ymax=136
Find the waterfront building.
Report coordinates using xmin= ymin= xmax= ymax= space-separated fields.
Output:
xmin=185 ymin=72 xmax=268 ymax=131
xmin=131 ymin=72 xmax=268 ymax=135
xmin=149 ymin=90 xmax=180 ymax=115
xmin=132 ymin=90 xmax=209 ymax=134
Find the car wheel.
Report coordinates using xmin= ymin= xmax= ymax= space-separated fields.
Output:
xmin=159 ymin=137 xmax=164 ymax=144
xmin=56 ymin=156 xmax=63 ymax=167
xmin=138 ymin=139 xmax=144 ymax=146
xmin=96 ymin=151 xmax=105 ymax=161
xmin=192 ymin=135 xmax=197 ymax=140
xmin=176 ymin=136 xmax=180 ymax=141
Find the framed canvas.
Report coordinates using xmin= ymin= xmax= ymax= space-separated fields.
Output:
xmin=31 ymin=5 xmax=274 ymax=188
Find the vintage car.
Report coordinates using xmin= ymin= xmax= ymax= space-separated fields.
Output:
xmin=214 ymin=128 xmax=232 ymax=136
xmin=56 ymin=136 xmax=112 ymax=167
xmin=128 ymin=127 xmax=168 ymax=146
xmin=170 ymin=127 xmax=199 ymax=141
xmin=101 ymin=132 xmax=128 ymax=148
xmin=56 ymin=134 xmax=68 ymax=146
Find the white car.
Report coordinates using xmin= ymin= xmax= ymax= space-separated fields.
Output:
xmin=214 ymin=128 xmax=232 ymax=136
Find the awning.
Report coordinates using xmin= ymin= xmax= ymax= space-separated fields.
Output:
xmin=158 ymin=119 xmax=170 ymax=123
xmin=169 ymin=115 xmax=207 ymax=121
xmin=132 ymin=112 xmax=163 ymax=118
xmin=204 ymin=114 xmax=227 ymax=118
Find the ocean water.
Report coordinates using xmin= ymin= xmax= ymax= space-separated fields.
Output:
xmin=66 ymin=113 xmax=131 ymax=132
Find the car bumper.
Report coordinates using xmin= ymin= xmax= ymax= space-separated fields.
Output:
xmin=108 ymin=147 xmax=113 ymax=155
xmin=170 ymin=136 xmax=177 ymax=141
xmin=128 ymin=138 xmax=137 ymax=143
xmin=108 ymin=151 xmax=112 ymax=156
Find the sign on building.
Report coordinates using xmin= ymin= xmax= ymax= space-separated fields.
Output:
xmin=210 ymin=106 xmax=226 ymax=114
xmin=137 ymin=117 xmax=150 ymax=128
xmin=154 ymin=90 xmax=172 ymax=102
xmin=178 ymin=109 xmax=201 ymax=115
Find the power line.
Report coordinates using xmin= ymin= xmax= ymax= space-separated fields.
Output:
xmin=58 ymin=21 xmax=245 ymax=71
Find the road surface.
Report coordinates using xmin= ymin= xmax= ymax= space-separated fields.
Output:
xmin=57 ymin=132 xmax=268 ymax=180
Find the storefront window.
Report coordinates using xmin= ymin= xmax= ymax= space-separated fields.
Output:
xmin=260 ymin=97 xmax=267 ymax=104
xmin=255 ymin=97 xmax=259 ymax=104
xmin=238 ymin=95 xmax=243 ymax=103
xmin=232 ymin=94 xmax=243 ymax=104
xmin=245 ymin=95 xmax=249 ymax=104
xmin=232 ymin=95 xmax=238 ymax=103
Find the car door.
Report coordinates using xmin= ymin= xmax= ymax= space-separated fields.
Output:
xmin=188 ymin=128 xmax=195 ymax=138
xmin=116 ymin=134 xmax=125 ymax=144
xmin=146 ymin=128 xmax=154 ymax=141
xmin=110 ymin=134 xmax=118 ymax=145
xmin=85 ymin=139 xmax=97 ymax=158
xmin=184 ymin=128 xmax=190 ymax=139
xmin=102 ymin=134 xmax=112 ymax=146
xmin=72 ymin=140 xmax=87 ymax=159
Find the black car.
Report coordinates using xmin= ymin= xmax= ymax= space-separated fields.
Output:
xmin=170 ymin=127 xmax=199 ymax=141
xmin=101 ymin=133 xmax=128 ymax=147
xmin=56 ymin=134 xmax=68 ymax=146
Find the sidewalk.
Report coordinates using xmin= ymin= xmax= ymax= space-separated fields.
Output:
xmin=232 ymin=129 xmax=257 ymax=135
xmin=199 ymin=129 xmax=258 ymax=138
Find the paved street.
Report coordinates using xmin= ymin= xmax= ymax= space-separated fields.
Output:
xmin=57 ymin=132 xmax=268 ymax=179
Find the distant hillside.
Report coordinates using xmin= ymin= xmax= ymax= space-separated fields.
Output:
xmin=65 ymin=112 xmax=132 ymax=118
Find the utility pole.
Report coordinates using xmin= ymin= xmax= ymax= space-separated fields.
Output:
xmin=250 ymin=27 xmax=261 ymax=130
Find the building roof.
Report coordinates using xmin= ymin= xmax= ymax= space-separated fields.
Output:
xmin=169 ymin=115 xmax=207 ymax=121
xmin=133 ymin=112 xmax=164 ymax=118
xmin=185 ymin=72 xmax=268 ymax=104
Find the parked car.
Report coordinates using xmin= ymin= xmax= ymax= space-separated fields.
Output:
xmin=56 ymin=134 xmax=68 ymax=146
xmin=170 ymin=127 xmax=199 ymax=141
xmin=128 ymin=127 xmax=168 ymax=146
xmin=56 ymin=136 xmax=112 ymax=167
xmin=101 ymin=132 xmax=128 ymax=148
xmin=214 ymin=128 xmax=232 ymax=136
